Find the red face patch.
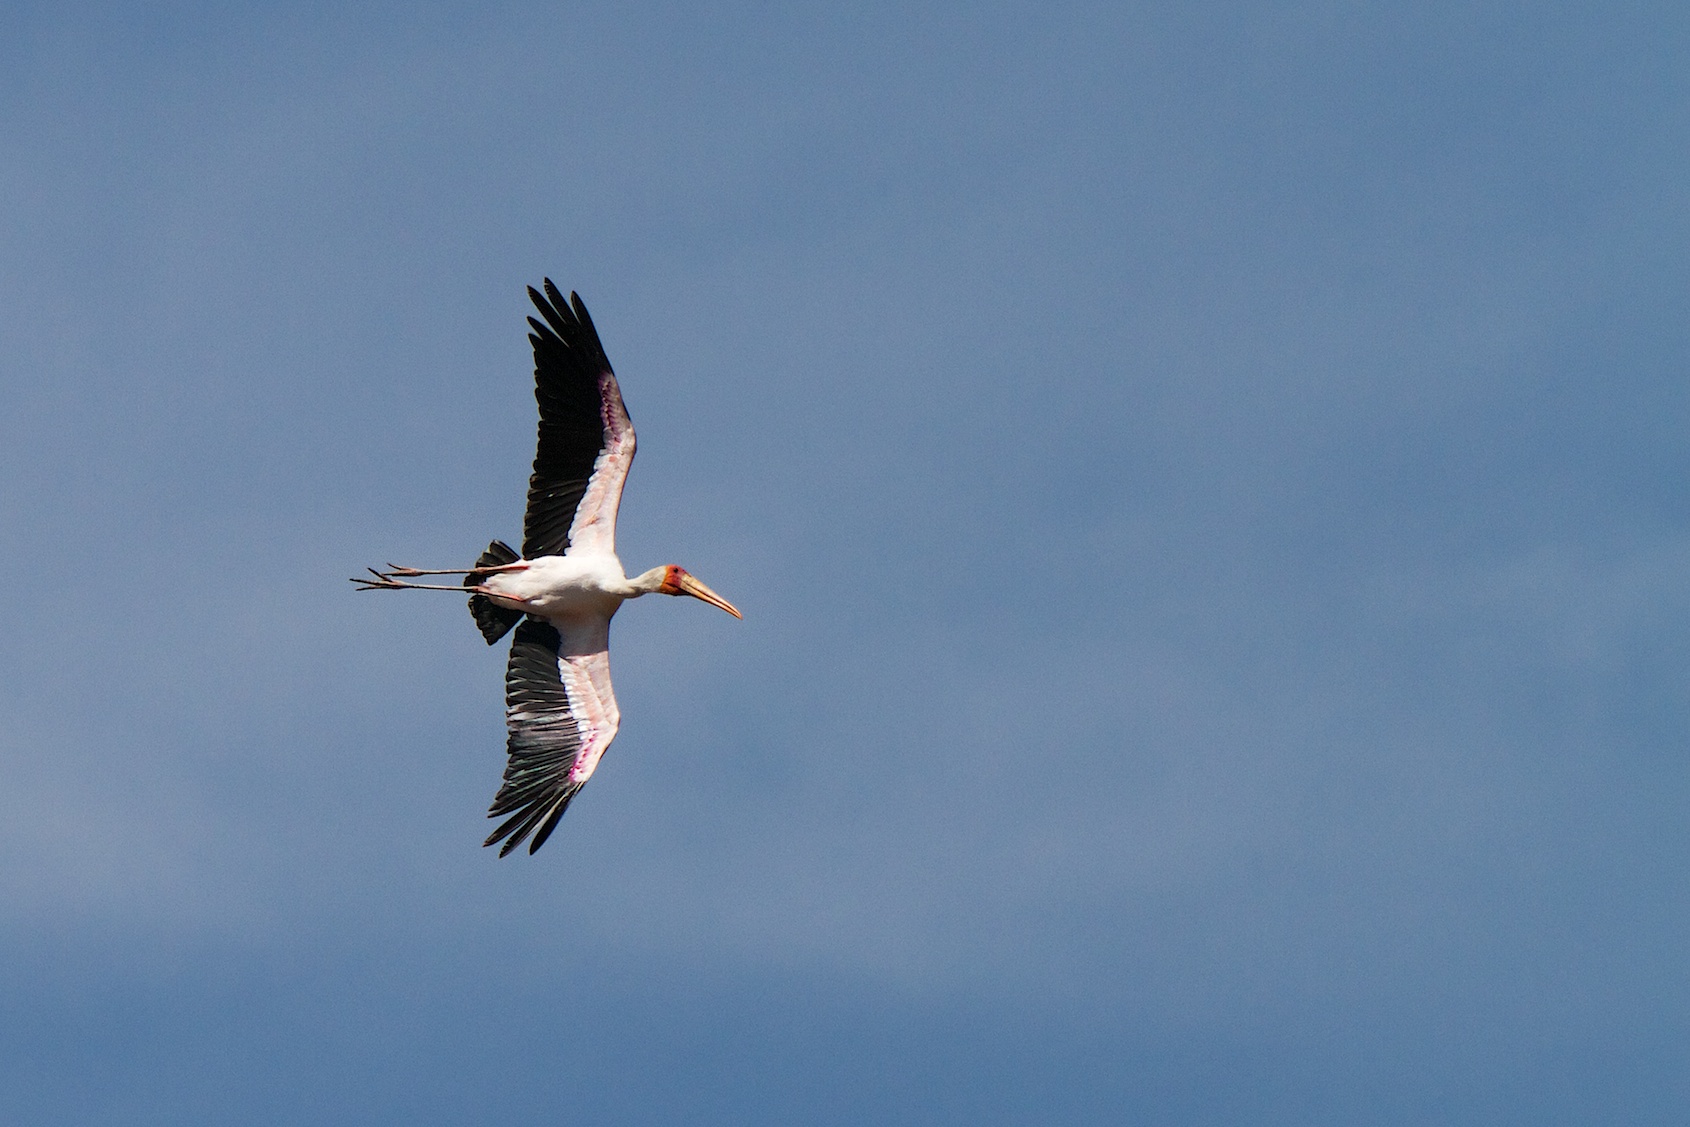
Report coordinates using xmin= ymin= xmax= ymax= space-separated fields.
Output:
xmin=659 ymin=564 xmax=687 ymax=594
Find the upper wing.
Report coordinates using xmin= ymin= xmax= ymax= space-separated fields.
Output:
xmin=484 ymin=615 xmax=621 ymax=857
xmin=522 ymin=281 xmax=636 ymax=560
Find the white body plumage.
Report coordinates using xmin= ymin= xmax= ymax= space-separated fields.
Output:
xmin=482 ymin=554 xmax=642 ymax=621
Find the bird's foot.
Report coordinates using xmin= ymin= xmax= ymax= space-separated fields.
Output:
xmin=351 ymin=567 xmax=407 ymax=590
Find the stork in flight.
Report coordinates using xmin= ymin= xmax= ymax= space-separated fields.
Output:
xmin=354 ymin=281 xmax=741 ymax=856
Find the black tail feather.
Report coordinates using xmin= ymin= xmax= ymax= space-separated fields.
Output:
xmin=467 ymin=540 xmax=524 ymax=645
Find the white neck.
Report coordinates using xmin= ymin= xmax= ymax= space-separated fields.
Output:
xmin=626 ymin=565 xmax=670 ymax=596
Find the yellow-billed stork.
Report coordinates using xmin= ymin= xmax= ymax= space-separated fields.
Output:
xmin=355 ymin=281 xmax=741 ymax=856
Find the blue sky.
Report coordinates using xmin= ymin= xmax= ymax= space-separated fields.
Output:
xmin=3 ymin=2 xmax=1688 ymax=1122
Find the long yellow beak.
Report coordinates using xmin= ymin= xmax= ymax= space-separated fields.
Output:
xmin=675 ymin=572 xmax=742 ymax=618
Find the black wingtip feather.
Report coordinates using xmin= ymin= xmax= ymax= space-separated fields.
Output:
xmin=527 ymin=797 xmax=572 ymax=854
xmin=526 ymin=280 xmax=611 ymax=372
xmin=543 ymin=278 xmax=570 ymax=315
xmin=569 ymin=291 xmax=599 ymax=337
xmin=485 ymin=806 xmax=536 ymax=855
xmin=531 ymin=281 xmax=574 ymax=339
xmin=486 ymin=787 xmax=576 ymax=857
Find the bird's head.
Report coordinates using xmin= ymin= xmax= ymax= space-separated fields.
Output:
xmin=658 ymin=565 xmax=742 ymax=618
